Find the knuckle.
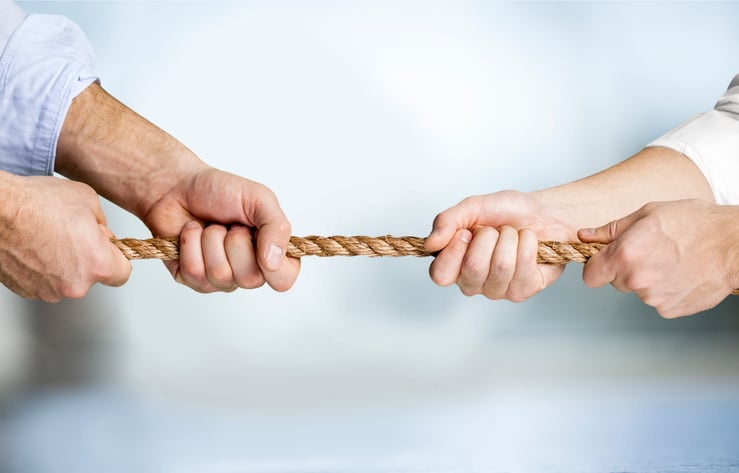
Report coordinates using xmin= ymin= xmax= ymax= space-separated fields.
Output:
xmin=506 ymin=279 xmax=542 ymax=303
xmin=458 ymin=284 xmax=479 ymax=297
xmin=429 ymin=264 xmax=454 ymax=287
xmin=180 ymin=271 xmax=211 ymax=292
xmin=59 ymin=281 xmax=90 ymax=299
xmin=205 ymin=262 xmax=233 ymax=287
xmin=640 ymin=292 xmax=659 ymax=308
xmin=482 ymin=289 xmax=506 ymax=301
xmin=192 ymin=285 xmax=218 ymax=294
xmin=462 ymin=259 xmax=488 ymax=280
xmin=613 ymin=244 xmax=639 ymax=267
xmin=431 ymin=213 xmax=446 ymax=230
xmin=656 ymin=307 xmax=679 ymax=319
xmin=237 ymin=273 xmax=265 ymax=289
xmin=233 ymin=265 xmax=264 ymax=288
xmin=38 ymin=289 xmax=62 ymax=304
xmin=254 ymin=183 xmax=279 ymax=204
xmin=269 ymin=279 xmax=292 ymax=293
xmin=492 ymin=256 xmax=515 ymax=275
xmin=642 ymin=202 xmax=658 ymax=213
xmin=279 ymin=221 xmax=292 ymax=236
xmin=89 ymin=253 xmax=116 ymax=282
xmin=506 ymin=289 xmax=529 ymax=303
xmin=75 ymin=182 xmax=99 ymax=201
xmin=460 ymin=195 xmax=482 ymax=207
xmin=624 ymin=274 xmax=649 ymax=292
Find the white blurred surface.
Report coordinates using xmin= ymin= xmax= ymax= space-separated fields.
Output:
xmin=3 ymin=1 xmax=739 ymax=470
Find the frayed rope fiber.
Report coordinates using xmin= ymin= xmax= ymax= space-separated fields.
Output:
xmin=112 ymin=236 xmax=605 ymax=264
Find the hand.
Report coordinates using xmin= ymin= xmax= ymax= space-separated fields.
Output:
xmin=141 ymin=166 xmax=300 ymax=293
xmin=0 ymin=173 xmax=131 ymax=302
xmin=579 ymin=200 xmax=739 ymax=318
xmin=55 ymin=83 xmax=299 ymax=294
xmin=425 ymin=190 xmax=576 ymax=301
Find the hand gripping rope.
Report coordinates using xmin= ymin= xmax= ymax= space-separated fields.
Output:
xmin=112 ymin=235 xmax=739 ymax=294
xmin=112 ymin=235 xmax=603 ymax=263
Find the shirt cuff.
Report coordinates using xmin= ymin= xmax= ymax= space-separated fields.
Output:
xmin=647 ymin=110 xmax=739 ymax=205
xmin=0 ymin=14 xmax=98 ymax=176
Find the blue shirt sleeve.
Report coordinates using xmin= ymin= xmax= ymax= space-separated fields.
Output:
xmin=0 ymin=13 xmax=98 ymax=176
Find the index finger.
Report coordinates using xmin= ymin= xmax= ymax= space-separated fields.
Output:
xmin=581 ymin=243 xmax=620 ymax=290
xmin=425 ymin=196 xmax=485 ymax=253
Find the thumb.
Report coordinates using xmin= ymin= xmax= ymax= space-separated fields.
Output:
xmin=577 ymin=211 xmax=641 ymax=244
xmin=249 ymin=188 xmax=292 ymax=272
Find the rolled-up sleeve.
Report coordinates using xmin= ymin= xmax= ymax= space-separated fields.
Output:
xmin=0 ymin=10 xmax=98 ymax=176
xmin=647 ymin=74 xmax=739 ymax=205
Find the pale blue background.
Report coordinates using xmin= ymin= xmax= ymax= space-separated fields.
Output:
xmin=1 ymin=1 xmax=739 ymax=472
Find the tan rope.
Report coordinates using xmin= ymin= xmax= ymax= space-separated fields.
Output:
xmin=113 ymin=236 xmax=739 ymax=295
xmin=112 ymin=235 xmax=605 ymax=263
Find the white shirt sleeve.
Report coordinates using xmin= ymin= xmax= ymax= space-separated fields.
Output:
xmin=647 ymin=74 xmax=739 ymax=205
xmin=0 ymin=7 xmax=98 ymax=176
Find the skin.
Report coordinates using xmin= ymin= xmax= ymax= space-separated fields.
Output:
xmin=425 ymin=146 xmax=735 ymax=318
xmin=579 ymin=200 xmax=739 ymax=318
xmin=0 ymin=172 xmax=129 ymax=302
xmin=1 ymin=82 xmax=299 ymax=301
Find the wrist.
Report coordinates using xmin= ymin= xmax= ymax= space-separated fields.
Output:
xmin=529 ymin=189 xmax=586 ymax=240
xmin=56 ymin=82 xmax=208 ymax=218
xmin=722 ymin=206 xmax=739 ymax=290
xmin=0 ymin=171 xmax=25 ymax=237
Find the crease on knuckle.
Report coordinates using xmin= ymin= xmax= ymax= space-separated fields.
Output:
xmin=506 ymin=289 xmax=529 ymax=303
xmin=656 ymin=306 xmax=680 ymax=319
xmin=59 ymin=281 xmax=90 ymax=299
xmin=458 ymin=284 xmax=479 ymax=297
xmin=492 ymin=257 xmax=515 ymax=276
xmin=207 ymin=267 xmax=234 ymax=288
xmin=613 ymin=243 xmax=638 ymax=268
xmin=429 ymin=265 xmax=455 ymax=287
xmin=236 ymin=271 xmax=265 ymax=289
xmin=462 ymin=259 xmax=488 ymax=280
xmin=269 ymin=279 xmax=292 ymax=293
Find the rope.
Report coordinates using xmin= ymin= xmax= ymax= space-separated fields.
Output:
xmin=112 ymin=235 xmax=605 ymax=264
xmin=112 ymin=235 xmax=739 ymax=295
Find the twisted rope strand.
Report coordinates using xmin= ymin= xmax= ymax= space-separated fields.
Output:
xmin=112 ymin=236 xmax=739 ymax=295
xmin=112 ymin=235 xmax=606 ymax=263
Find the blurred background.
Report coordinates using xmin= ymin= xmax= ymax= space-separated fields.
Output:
xmin=2 ymin=1 xmax=739 ymax=472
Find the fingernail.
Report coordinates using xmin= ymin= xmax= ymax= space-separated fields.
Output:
xmin=266 ymin=244 xmax=284 ymax=270
xmin=579 ymin=228 xmax=595 ymax=237
xmin=459 ymin=230 xmax=472 ymax=243
xmin=183 ymin=221 xmax=200 ymax=231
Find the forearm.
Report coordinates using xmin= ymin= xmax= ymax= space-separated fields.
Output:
xmin=55 ymin=83 xmax=208 ymax=219
xmin=531 ymin=146 xmax=714 ymax=230
xmin=0 ymin=170 xmax=22 ymax=224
